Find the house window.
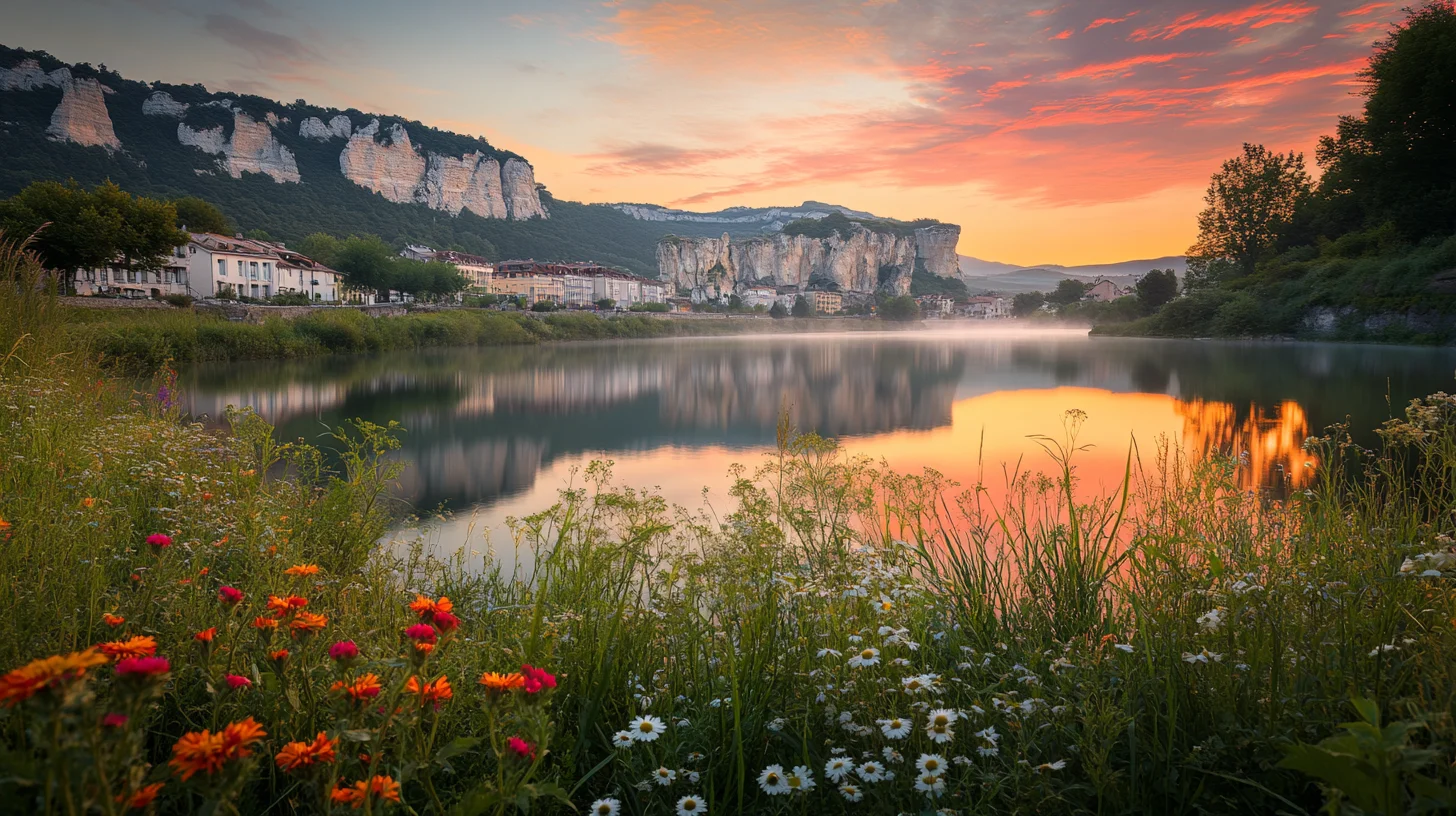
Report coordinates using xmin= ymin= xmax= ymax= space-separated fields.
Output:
xmin=263 ymin=262 xmax=272 ymax=281
xmin=100 ymin=269 xmax=108 ymax=283
xmin=218 ymin=259 xmax=227 ymax=278
xmin=249 ymin=262 xmax=259 ymax=280
xmin=236 ymin=260 xmax=245 ymax=278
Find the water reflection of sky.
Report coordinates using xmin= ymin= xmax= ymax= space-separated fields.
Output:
xmin=180 ymin=329 xmax=1456 ymax=557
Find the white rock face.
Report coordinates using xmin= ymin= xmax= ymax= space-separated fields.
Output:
xmin=142 ymin=91 xmax=188 ymax=118
xmin=658 ymin=226 xmax=922 ymax=297
xmin=913 ymin=224 xmax=962 ymax=279
xmin=0 ymin=59 xmax=120 ymax=151
xmin=178 ymin=111 xmax=301 ymax=183
xmin=339 ymin=119 xmax=547 ymax=219
xmin=299 ymin=114 xmax=351 ymax=140
xmin=501 ymin=158 xmax=546 ymax=220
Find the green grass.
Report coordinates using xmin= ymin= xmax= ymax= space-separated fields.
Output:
xmin=3 ymin=237 xmax=1455 ymax=814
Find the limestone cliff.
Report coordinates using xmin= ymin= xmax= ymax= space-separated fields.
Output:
xmin=0 ymin=59 xmax=119 ymax=151
xmin=299 ymin=114 xmax=351 ymax=140
xmin=178 ymin=109 xmax=301 ymax=184
xmin=339 ymin=119 xmax=546 ymax=220
xmin=658 ymin=222 xmax=962 ymax=297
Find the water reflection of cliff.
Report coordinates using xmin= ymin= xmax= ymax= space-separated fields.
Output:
xmin=180 ymin=334 xmax=1456 ymax=512
xmin=1176 ymin=399 xmax=1317 ymax=490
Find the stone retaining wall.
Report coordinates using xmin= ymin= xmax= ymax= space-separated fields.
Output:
xmin=194 ymin=302 xmax=409 ymax=323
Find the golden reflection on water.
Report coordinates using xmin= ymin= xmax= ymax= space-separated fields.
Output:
xmin=1175 ymin=399 xmax=1316 ymax=490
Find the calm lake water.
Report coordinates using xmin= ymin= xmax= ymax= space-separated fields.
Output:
xmin=181 ymin=328 xmax=1456 ymax=558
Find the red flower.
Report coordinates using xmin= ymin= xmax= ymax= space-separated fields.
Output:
xmin=146 ymin=533 xmax=172 ymax=549
xmin=114 ymin=656 xmax=170 ymax=678
xmin=102 ymin=613 xmax=125 ymax=627
xmin=102 ymin=712 xmax=129 ymax=728
xmin=218 ymin=586 xmax=244 ymax=606
xmin=432 ymin=611 xmax=460 ymax=632
xmin=194 ymin=628 xmax=217 ymax=643
xmin=224 ymin=674 xmax=252 ymax=689
xmin=520 ymin=664 xmax=557 ymax=694
xmin=404 ymin=624 xmax=437 ymax=643
xmin=506 ymin=736 xmax=536 ymax=760
xmin=329 ymin=640 xmax=360 ymax=662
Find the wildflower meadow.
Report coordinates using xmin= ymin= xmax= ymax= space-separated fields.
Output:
xmin=2 ymin=233 xmax=1455 ymax=814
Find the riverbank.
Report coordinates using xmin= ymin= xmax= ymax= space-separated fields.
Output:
xmin=5 ymin=243 xmax=1456 ymax=814
xmin=61 ymin=305 xmax=896 ymax=372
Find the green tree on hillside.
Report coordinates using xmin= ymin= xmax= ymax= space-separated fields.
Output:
xmin=877 ymin=294 xmax=920 ymax=321
xmin=1046 ymin=279 xmax=1089 ymax=305
xmin=1315 ymin=1 xmax=1456 ymax=240
xmin=1186 ymin=144 xmax=1312 ymax=287
xmin=792 ymin=295 xmax=812 ymax=317
xmin=0 ymin=180 xmax=186 ymax=286
xmin=171 ymin=196 xmax=232 ymax=235
xmin=294 ymin=233 xmax=342 ymax=267
xmin=1135 ymin=269 xmax=1179 ymax=310
xmin=1012 ymin=292 xmax=1045 ymax=316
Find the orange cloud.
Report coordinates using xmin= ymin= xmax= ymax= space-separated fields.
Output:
xmin=1340 ymin=2 xmax=1393 ymax=16
xmin=1129 ymin=2 xmax=1318 ymax=41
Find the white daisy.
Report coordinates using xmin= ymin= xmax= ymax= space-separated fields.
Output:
xmin=676 ymin=794 xmax=706 ymax=815
xmin=653 ymin=767 xmax=677 ymax=786
xmin=824 ymin=757 xmax=852 ymax=782
xmin=817 ymin=648 xmax=842 ymax=659
xmin=1114 ymin=643 xmax=1134 ymax=653
xmin=927 ymin=709 xmax=958 ymax=729
xmin=766 ymin=718 xmax=786 ymax=732
xmin=589 ymin=799 xmax=621 ymax=816
xmin=914 ymin=773 xmax=945 ymax=796
xmin=856 ymin=761 xmax=885 ymax=783
xmin=877 ymin=716 xmax=912 ymax=739
xmin=838 ymin=783 xmax=864 ymax=802
xmin=611 ymin=731 xmax=634 ymax=749
xmin=1197 ymin=607 xmax=1226 ymax=632
xmin=758 ymin=764 xmax=791 ymax=795
xmin=786 ymin=766 xmax=816 ymax=793
xmin=847 ymin=647 xmax=881 ymax=669
xmin=915 ymin=753 xmax=946 ymax=774
xmin=629 ymin=715 xmax=665 ymax=742
xmin=1036 ymin=760 xmax=1067 ymax=772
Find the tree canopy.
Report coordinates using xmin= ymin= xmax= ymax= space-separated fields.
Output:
xmin=1186 ymin=144 xmax=1312 ymax=285
xmin=0 ymin=180 xmax=186 ymax=279
xmin=1135 ymin=270 xmax=1179 ymax=310
xmin=172 ymin=196 xmax=232 ymax=235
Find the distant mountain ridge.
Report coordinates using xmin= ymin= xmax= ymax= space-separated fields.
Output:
xmin=612 ymin=201 xmax=883 ymax=235
xmin=959 ymin=255 xmax=1186 ymax=294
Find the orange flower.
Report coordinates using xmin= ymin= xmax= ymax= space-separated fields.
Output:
xmin=289 ymin=611 xmax=328 ymax=637
xmin=81 ymin=497 xmax=96 ymax=508
xmin=267 ymin=595 xmax=309 ymax=617
xmin=408 ymin=595 xmax=453 ymax=621
xmin=413 ymin=642 xmax=434 ymax=656
xmin=194 ymin=628 xmax=217 ymax=643
xmin=284 ymin=564 xmax=318 ymax=577
xmin=99 ymin=636 xmax=157 ymax=661
xmin=330 ymin=673 xmax=383 ymax=703
xmin=168 ymin=717 xmax=267 ymax=780
xmin=123 ymin=782 xmax=164 ymax=809
xmin=0 ymin=649 xmax=109 ymax=707
xmin=275 ymin=732 xmax=338 ymax=772
xmin=478 ymin=671 xmax=526 ymax=694
xmin=404 ymin=675 xmax=453 ymax=707
xmin=251 ymin=616 xmax=279 ymax=631
xmin=102 ymin=613 xmax=126 ymax=627
xmin=269 ymin=648 xmax=290 ymax=662
xmin=331 ymin=776 xmax=402 ymax=809
xmin=0 ymin=518 xmax=10 ymax=531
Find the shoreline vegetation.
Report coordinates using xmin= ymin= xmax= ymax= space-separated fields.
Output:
xmin=4 ymin=204 xmax=1456 ymax=815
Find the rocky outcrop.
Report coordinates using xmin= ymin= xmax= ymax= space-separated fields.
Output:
xmin=299 ymin=114 xmax=351 ymax=140
xmin=0 ymin=59 xmax=120 ymax=151
xmin=658 ymin=222 xmax=962 ymax=297
xmin=339 ymin=119 xmax=546 ymax=219
xmin=178 ymin=110 xmax=301 ymax=183
xmin=142 ymin=91 xmax=188 ymax=118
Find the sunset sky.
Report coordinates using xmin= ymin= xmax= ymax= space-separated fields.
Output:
xmin=7 ymin=1 xmax=1405 ymax=265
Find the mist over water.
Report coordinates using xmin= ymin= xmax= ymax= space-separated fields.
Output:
xmin=181 ymin=329 xmax=1456 ymax=561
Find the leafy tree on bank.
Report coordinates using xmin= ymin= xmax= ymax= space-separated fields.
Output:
xmin=877 ymin=294 xmax=920 ymax=321
xmin=769 ymin=301 xmax=788 ymax=319
xmin=171 ymin=196 xmax=232 ymax=235
xmin=595 ymin=298 xmax=615 ymax=310
xmin=0 ymin=180 xmax=186 ymax=286
xmin=1185 ymin=143 xmax=1312 ymax=288
xmin=1046 ymin=279 xmax=1089 ymax=306
xmin=1012 ymin=291 xmax=1045 ymax=316
xmin=791 ymin=295 xmax=812 ymax=318
xmin=1135 ymin=269 xmax=1179 ymax=310
xmin=1315 ymin=1 xmax=1456 ymax=241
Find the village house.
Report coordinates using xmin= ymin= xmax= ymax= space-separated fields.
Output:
xmin=491 ymin=260 xmax=668 ymax=307
xmin=739 ymin=283 xmax=778 ymax=309
xmin=965 ymin=295 xmax=1010 ymax=318
xmin=916 ymin=295 xmax=954 ymax=317
xmin=810 ymin=290 xmax=843 ymax=315
xmin=1084 ymin=279 xmax=1127 ymax=303
xmin=431 ymin=250 xmax=494 ymax=293
xmin=73 ymin=245 xmax=189 ymax=299
xmin=186 ymin=234 xmax=341 ymax=302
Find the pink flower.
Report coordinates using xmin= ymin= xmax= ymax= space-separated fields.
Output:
xmin=328 ymin=640 xmax=360 ymax=662
xmin=521 ymin=664 xmax=557 ymax=694
xmin=432 ymin=611 xmax=460 ymax=632
xmin=146 ymin=533 xmax=172 ymax=549
xmin=115 ymin=656 xmax=170 ymax=678
xmin=218 ymin=586 xmax=244 ymax=606
xmin=224 ymin=674 xmax=252 ymax=689
xmin=404 ymin=624 xmax=437 ymax=643
xmin=101 ymin=712 xmax=129 ymax=728
xmin=506 ymin=736 xmax=535 ymax=760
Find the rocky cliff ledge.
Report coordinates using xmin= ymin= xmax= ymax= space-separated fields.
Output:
xmin=658 ymin=222 xmax=961 ymax=297
xmin=0 ymin=59 xmax=119 ymax=151
xmin=178 ymin=107 xmax=301 ymax=183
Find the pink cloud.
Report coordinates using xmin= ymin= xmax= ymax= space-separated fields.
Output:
xmin=1340 ymin=2 xmax=1393 ymax=16
xmin=1129 ymin=2 xmax=1318 ymax=41
xmin=1051 ymin=29 xmax=1073 ymax=40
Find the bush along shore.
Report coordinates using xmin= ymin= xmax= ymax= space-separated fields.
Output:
xmin=4 ymin=237 xmax=1456 ymax=814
